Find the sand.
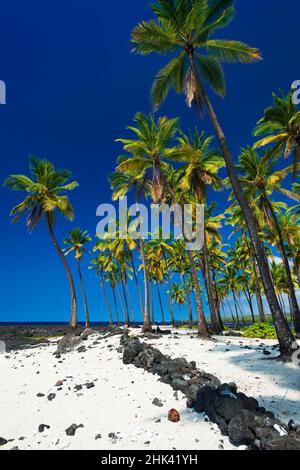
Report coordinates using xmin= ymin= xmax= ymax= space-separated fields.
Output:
xmin=0 ymin=329 xmax=299 ymax=450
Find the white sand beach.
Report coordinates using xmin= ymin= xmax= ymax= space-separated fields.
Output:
xmin=0 ymin=329 xmax=299 ymax=451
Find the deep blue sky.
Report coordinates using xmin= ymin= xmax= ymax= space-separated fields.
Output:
xmin=0 ymin=0 xmax=299 ymax=323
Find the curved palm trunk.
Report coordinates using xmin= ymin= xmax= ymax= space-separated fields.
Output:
xmin=77 ymin=259 xmax=90 ymax=328
xmin=189 ymin=54 xmax=294 ymax=356
xmin=46 ymin=214 xmax=77 ymax=332
xmin=156 ymin=284 xmax=165 ymax=325
xmin=265 ymin=196 xmax=300 ymax=333
xmin=112 ymin=288 xmax=120 ymax=325
xmin=100 ymin=273 xmax=113 ymax=325
xmin=188 ymin=251 xmax=209 ymax=338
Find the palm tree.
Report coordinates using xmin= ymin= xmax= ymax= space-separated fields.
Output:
xmin=170 ymin=240 xmax=194 ymax=328
xmin=4 ymin=157 xmax=79 ymax=333
xmin=225 ymin=203 xmax=267 ymax=323
xmin=236 ymin=147 xmax=300 ymax=333
xmin=167 ymin=129 xmax=224 ymax=332
xmin=171 ymin=282 xmax=186 ymax=324
xmin=113 ymin=113 xmax=180 ymax=331
xmin=253 ymin=91 xmax=300 ymax=174
xmin=131 ymin=0 xmax=295 ymax=357
xmin=63 ymin=228 xmax=92 ymax=329
xmin=116 ymin=112 xmax=179 ymax=203
xmin=90 ymin=254 xmax=114 ymax=325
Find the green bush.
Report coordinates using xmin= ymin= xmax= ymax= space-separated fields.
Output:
xmin=242 ymin=322 xmax=277 ymax=339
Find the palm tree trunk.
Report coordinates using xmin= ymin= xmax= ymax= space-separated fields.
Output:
xmin=150 ymin=281 xmax=155 ymax=323
xmin=202 ymin=240 xmax=222 ymax=333
xmin=165 ymin=278 xmax=175 ymax=327
xmin=115 ymin=281 xmax=126 ymax=324
xmin=156 ymin=284 xmax=165 ymax=325
xmin=121 ymin=278 xmax=130 ymax=326
xmin=226 ymin=298 xmax=237 ymax=326
xmin=183 ymin=274 xmax=193 ymax=328
xmin=188 ymin=251 xmax=209 ymax=338
xmin=77 ymin=259 xmax=90 ymax=328
xmin=140 ymin=236 xmax=151 ymax=332
xmin=212 ymin=269 xmax=224 ymax=330
xmin=125 ymin=280 xmax=135 ymax=323
xmin=245 ymin=236 xmax=267 ymax=323
xmin=129 ymin=250 xmax=144 ymax=320
xmin=46 ymin=214 xmax=77 ymax=332
xmin=265 ymin=196 xmax=300 ymax=333
xmin=100 ymin=274 xmax=113 ymax=325
xmin=243 ymin=286 xmax=255 ymax=324
xmin=189 ymin=54 xmax=294 ymax=356
xmin=232 ymin=290 xmax=241 ymax=329
xmin=112 ymin=288 xmax=120 ymax=325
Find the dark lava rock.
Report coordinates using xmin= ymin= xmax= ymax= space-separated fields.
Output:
xmin=36 ymin=393 xmax=45 ymax=398
xmin=152 ymin=397 xmax=163 ymax=407
xmin=77 ymin=346 xmax=86 ymax=353
xmin=85 ymin=382 xmax=95 ymax=389
xmin=55 ymin=380 xmax=64 ymax=387
xmin=0 ymin=437 xmax=8 ymax=446
xmin=65 ymin=424 xmax=84 ymax=436
xmin=263 ymin=350 xmax=272 ymax=356
xmin=47 ymin=393 xmax=56 ymax=401
xmin=74 ymin=385 xmax=83 ymax=392
xmin=95 ymin=434 xmax=102 ymax=440
xmin=38 ymin=424 xmax=50 ymax=433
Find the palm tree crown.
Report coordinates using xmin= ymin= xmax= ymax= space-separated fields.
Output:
xmin=3 ymin=157 xmax=78 ymax=229
xmin=131 ymin=0 xmax=261 ymax=110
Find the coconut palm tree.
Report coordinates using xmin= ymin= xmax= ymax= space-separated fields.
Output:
xmin=116 ymin=112 xmax=179 ymax=203
xmin=253 ymin=91 xmax=300 ymax=174
xmin=89 ymin=254 xmax=114 ymax=325
xmin=235 ymin=147 xmax=300 ymax=333
xmin=167 ymin=129 xmax=224 ymax=332
xmin=171 ymin=282 xmax=186 ymax=324
xmin=225 ymin=203 xmax=267 ymax=323
xmin=64 ymin=228 xmax=92 ymax=329
xmin=131 ymin=0 xmax=295 ymax=357
xmin=4 ymin=157 xmax=79 ymax=333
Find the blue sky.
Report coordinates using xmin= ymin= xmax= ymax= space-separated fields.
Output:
xmin=0 ymin=0 xmax=299 ymax=323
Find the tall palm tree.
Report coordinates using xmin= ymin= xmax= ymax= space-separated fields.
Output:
xmin=113 ymin=113 xmax=179 ymax=331
xmin=236 ymin=147 xmax=300 ymax=333
xmin=131 ymin=0 xmax=295 ymax=357
xmin=90 ymin=254 xmax=114 ymax=325
xmin=63 ymin=228 xmax=92 ymax=329
xmin=225 ymin=203 xmax=267 ymax=323
xmin=253 ymin=91 xmax=300 ymax=174
xmin=167 ymin=129 xmax=224 ymax=332
xmin=4 ymin=157 xmax=79 ymax=332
